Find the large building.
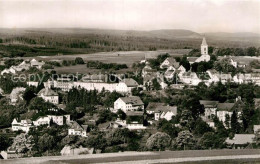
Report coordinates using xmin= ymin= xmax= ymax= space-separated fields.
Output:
xmin=114 ymin=96 xmax=144 ymax=113
xmin=188 ymin=37 xmax=211 ymax=64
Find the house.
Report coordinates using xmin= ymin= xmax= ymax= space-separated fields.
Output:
xmin=216 ymin=103 xmax=236 ymax=122
xmin=116 ymin=78 xmax=139 ymax=93
xmin=160 ymin=57 xmax=179 ymax=69
xmin=74 ymin=74 xmax=118 ymax=92
xmin=188 ymin=38 xmax=210 ymax=64
xmin=199 ymin=100 xmax=219 ymax=119
xmin=126 ymin=111 xmax=146 ymax=130
xmin=177 ymin=65 xmax=186 ymax=74
xmin=68 ymin=121 xmax=88 ymax=137
xmin=37 ymin=85 xmax=59 ymax=104
xmin=30 ymin=59 xmax=45 ymax=69
xmin=10 ymin=87 xmax=26 ymax=104
xmin=206 ymin=69 xmax=220 ymax=83
xmin=11 ymin=118 xmax=32 ymax=133
xmin=226 ymin=134 xmax=255 ymax=147
xmin=33 ymin=115 xmax=70 ymax=126
xmin=179 ymin=72 xmax=202 ymax=86
xmin=114 ymin=96 xmax=144 ymax=113
xmin=146 ymin=102 xmax=177 ymax=121
xmin=155 ymin=106 xmax=177 ymax=121
xmin=164 ymin=66 xmax=176 ymax=80
xmin=142 ymin=65 xmax=157 ymax=77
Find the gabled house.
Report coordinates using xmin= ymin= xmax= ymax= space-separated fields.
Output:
xmin=68 ymin=121 xmax=88 ymax=137
xmin=142 ymin=65 xmax=157 ymax=77
xmin=216 ymin=103 xmax=236 ymax=122
xmin=178 ymin=72 xmax=202 ymax=86
xmin=160 ymin=57 xmax=179 ymax=69
xmin=199 ymin=100 xmax=219 ymax=119
xmin=206 ymin=69 xmax=220 ymax=83
xmin=116 ymin=78 xmax=139 ymax=93
xmin=114 ymin=96 xmax=144 ymax=113
xmin=37 ymin=85 xmax=59 ymax=104
xmin=146 ymin=102 xmax=177 ymax=121
xmin=11 ymin=118 xmax=32 ymax=133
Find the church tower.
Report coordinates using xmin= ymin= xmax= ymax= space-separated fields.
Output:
xmin=201 ymin=37 xmax=208 ymax=55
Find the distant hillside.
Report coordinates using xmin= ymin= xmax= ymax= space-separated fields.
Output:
xmin=0 ymin=28 xmax=259 ymax=58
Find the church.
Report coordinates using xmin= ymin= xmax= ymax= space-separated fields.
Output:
xmin=187 ymin=37 xmax=211 ymax=64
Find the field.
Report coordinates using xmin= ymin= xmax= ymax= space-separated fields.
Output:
xmin=27 ymin=49 xmax=189 ymax=74
xmin=2 ymin=149 xmax=260 ymax=164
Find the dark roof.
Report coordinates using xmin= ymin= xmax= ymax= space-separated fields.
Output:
xmin=120 ymin=96 xmax=144 ymax=106
xmin=199 ymin=100 xmax=219 ymax=108
xmin=68 ymin=121 xmax=84 ymax=131
xmin=187 ymin=57 xmax=198 ymax=62
xmin=126 ymin=111 xmax=144 ymax=116
xmin=122 ymin=78 xmax=139 ymax=87
xmin=217 ymin=103 xmax=235 ymax=111
xmin=146 ymin=102 xmax=177 ymax=114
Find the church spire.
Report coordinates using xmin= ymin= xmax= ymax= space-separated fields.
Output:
xmin=201 ymin=37 xmax=208 ymax=46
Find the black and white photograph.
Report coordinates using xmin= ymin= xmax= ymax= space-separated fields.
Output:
xmin=0 ymin=0 xmax=260 ymax=163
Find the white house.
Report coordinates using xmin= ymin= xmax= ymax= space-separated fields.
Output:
xmin=114 ymin=96 xmax=144 ymax=113
xmin=188 ymin=37 xmax=210 ymax=64
xmin=142 ymin=65 xmax=157 ymax=77
xmin=68 ymin=121 xmax=88 ymax=137
xmin=116 ymin=78 xmax=139 ymax=93
xmin=30 ymin=59 xmax=45 ymax=69
xmin=33 ymin=115 xmax=70 ymax=126
xmin=160 ymin=57 xmax=179 ymax=69
xmin=206 ymin=69 xmax=220 ymax=83
xmin=10 ymin=87 xmax=26 ymax=104
xmin=37 ymin=85 xmax=59 ymax=104
xmin=146 ymin=102 xmax=177 ymax=121
xmin=199 ymin=100 xmax=219 ymax=119
xmin=11 ymin=118 xmax=32 ymax=133
xmin=179 ymin=72 xmax=202 ymax=85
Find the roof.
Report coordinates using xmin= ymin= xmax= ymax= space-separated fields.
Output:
xmin=68 ymin=121 xmax=84 ymax=131
xmin=201 ymin=37 xmax=208 ymax=46
xmin=161 ymin=57 xmax=179 ymax=68
xmin=199 ymin=100 xmax=219 ymax=108
xmin=119 ymin=96 xmax=144 ymax=106
xmin=126 ymin=111 xmax=144 ymax=116
xmin=146 ymin=102 xmax=177 ymax=114
xmin=38 ymin=87 xmax=58 ymax=96
xmin=187 ymin=57 xmax=199 ymax=63
xmin=217 ymin=103 xmax=235 ymax=111
xmin=226 ymin=134 xmax=255 ymax=145
xmin=122 ymin=78 xmax=139 ymax=87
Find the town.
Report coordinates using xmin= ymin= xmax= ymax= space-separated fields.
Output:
xmin=0 ymin=36 xmax=259 ymax=160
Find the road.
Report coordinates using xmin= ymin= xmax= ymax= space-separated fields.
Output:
xmin=1 ymin=149 xmax=260 ymax=164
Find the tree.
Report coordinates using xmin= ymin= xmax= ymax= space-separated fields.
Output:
xmin=224 ymin=114 xmax=230 ymax=128
xmin=37 ymin=133 xmax=55 ymax=152
xmin=173 ymin=130 xmax=196 ymax=150
xmin=231 ymin=111 xmax=240 ymax=133
xmin=117 ymin=109 xmax=126 ymax=120
xmin=152 ymin=78 xmax=161 ymax=90
xmin=199 ymin=132 xmax=226 ymax=149
xmin=23 ymin=87 xmax=36 ymax=104
xmin=75 ymin=57 xmax=85 ymax=64
xmin=146 ymin=132 xmax=171 ymax=150
xmin=0 ymin=134 xmax=12 ymax=151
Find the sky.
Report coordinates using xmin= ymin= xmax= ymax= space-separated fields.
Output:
xmin=0 ymin=0 xmax=260 ymax=33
